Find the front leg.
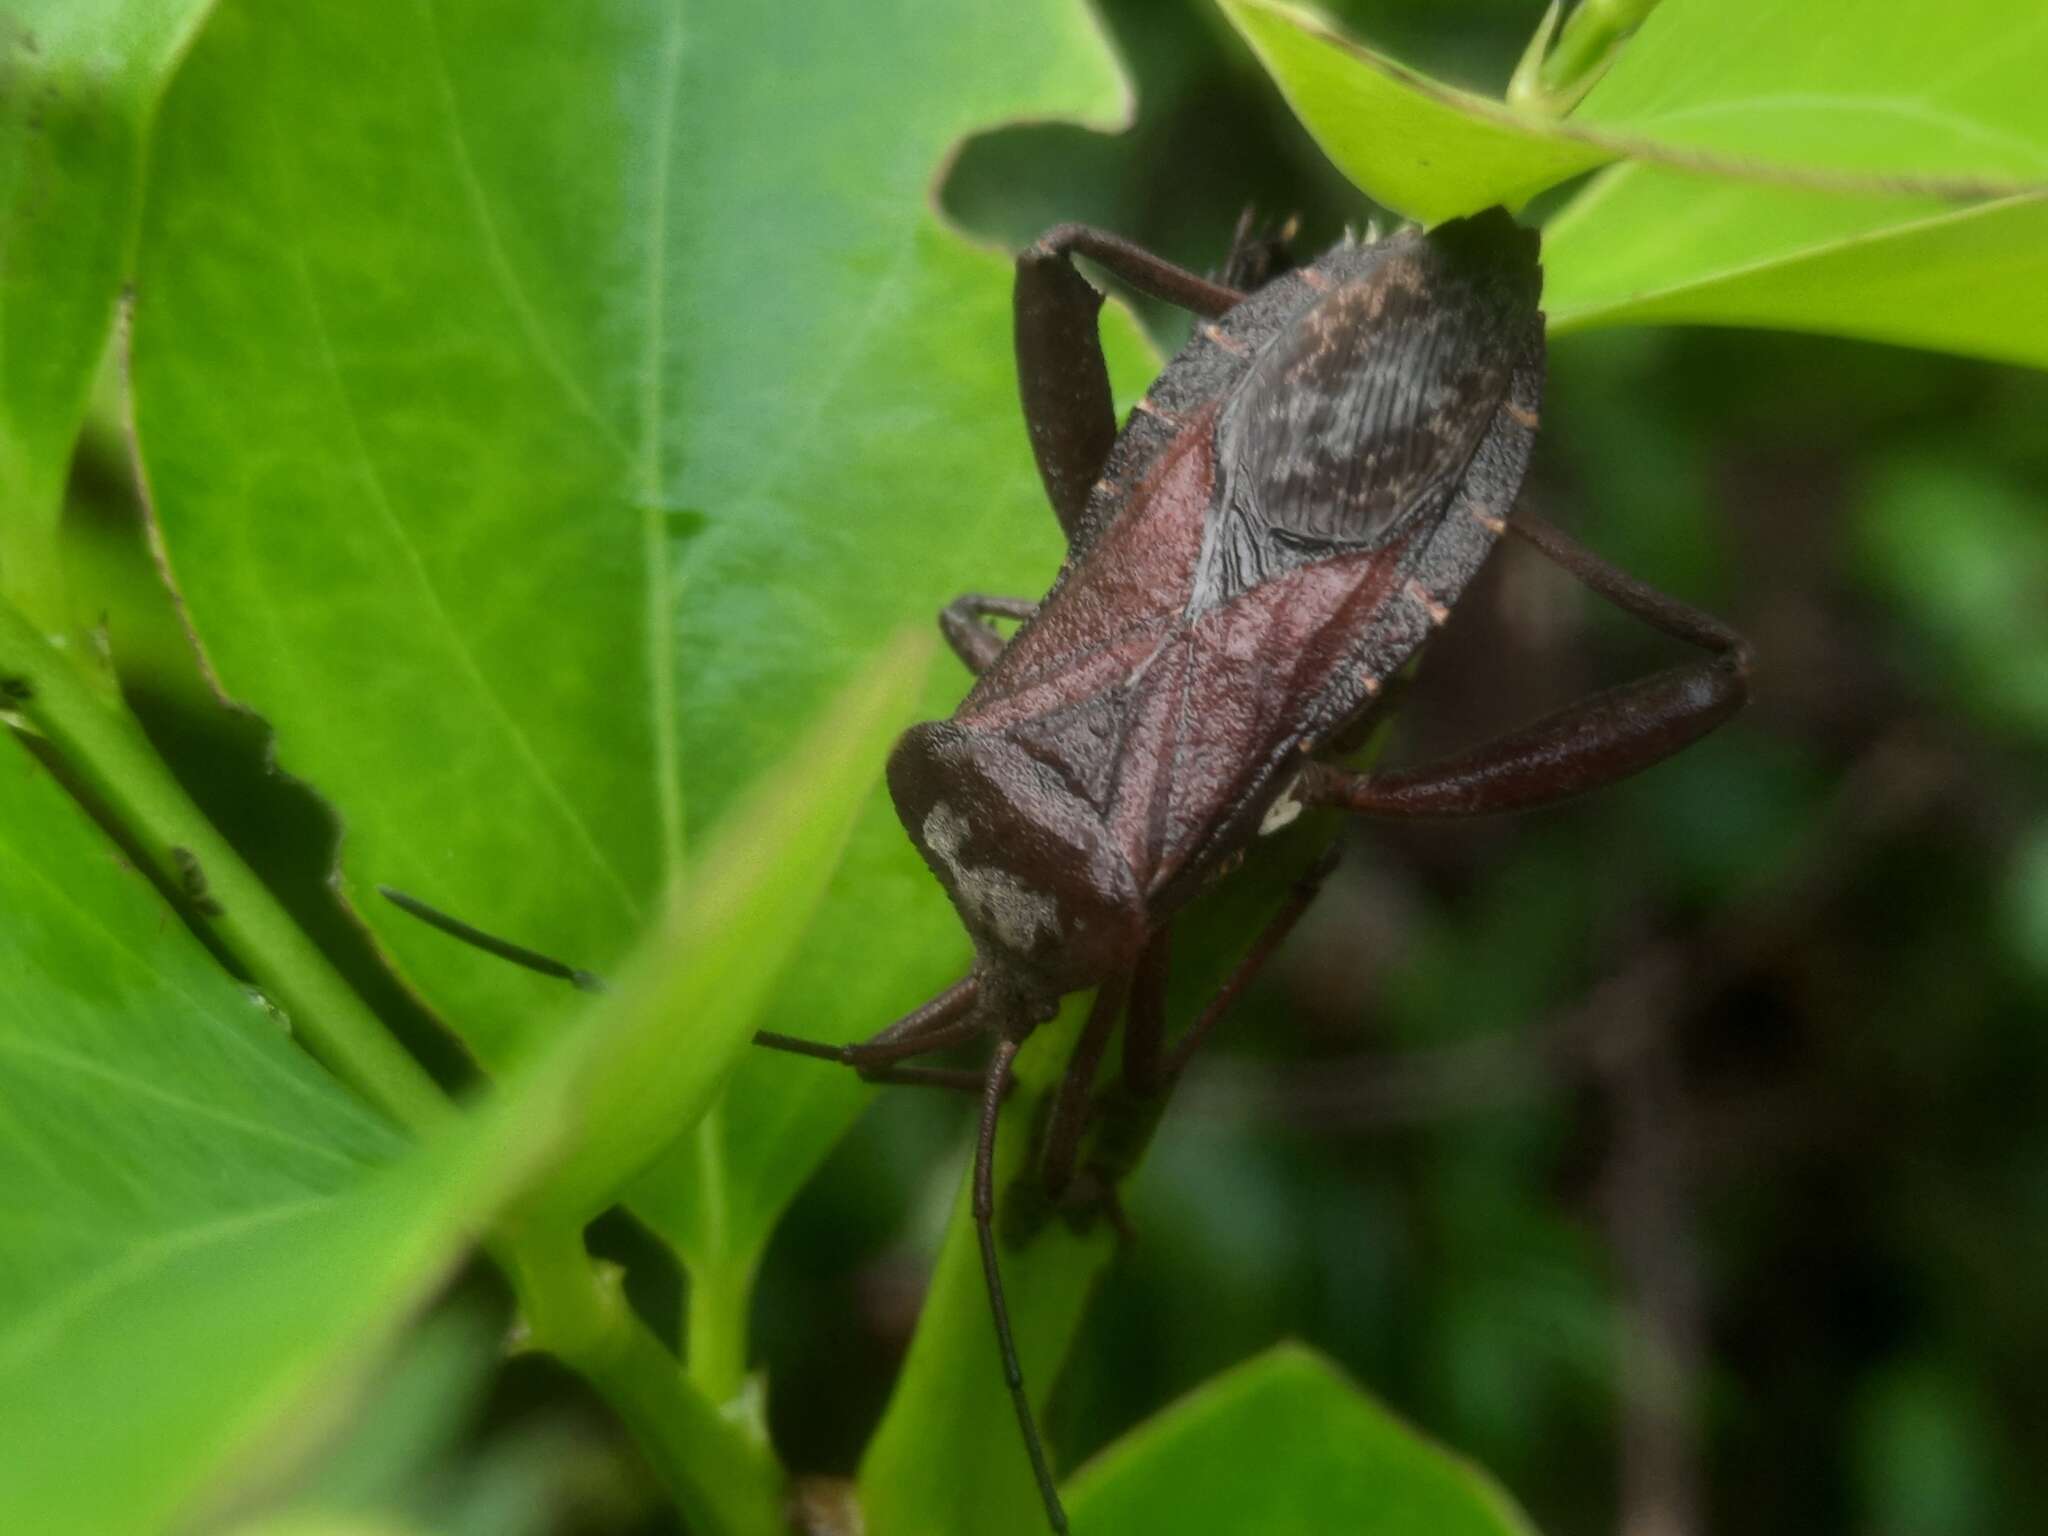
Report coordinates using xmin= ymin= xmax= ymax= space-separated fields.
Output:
xmin=1305 ymin=512 xmax=1752 ymax=817
xmin=1015 ymin=224 xmax=1246 ymax=545
xmin=941 ymin=592 xmax=1037 ymax=674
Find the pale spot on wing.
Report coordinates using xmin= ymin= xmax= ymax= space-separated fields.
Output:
xmin=1259 ymin=774 xmax=1306 ymax=836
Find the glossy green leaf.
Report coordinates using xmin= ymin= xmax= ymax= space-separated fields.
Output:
xmin=858 ymin=993 xmax=1115 ymax=1536
xmin=1568 ymin=0 xmax=2048 ymax=185
xmin=1218 ymin=0 xmax=1608 ymax=222
xmin=264 ymin=1310 xmax=503 ymax=1521
xmin=127 ymin=0 xmax=1148 ymax=1359
xmin=1221 ymin=0 xmax=2048 ymax=224
xmin=1224 ymin=0 xmax=2048 ymax=364
xmin=1065 ymin=1344 xmax=1534 ymax=1536
xmin=0 ymin=745 xmax=554 ymax=1536
xmin=224 ymin=1520 xmax=426 ymax=1536
xmin=229 ymin=1308 xmax=571 ymax=1536
xmin=531 ymin=632 xmax=933 ymax=1232
xmin=1544 ymin=174 xmax=2048 ymax=369
xmin=0 ymin=0 xmax=215 ymax=627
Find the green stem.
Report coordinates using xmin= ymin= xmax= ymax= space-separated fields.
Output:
xmin=1510 ymin=0 xmax=1662 ymax=115
xmin=501 ymin=1223 xmax=785 ymax=1536
xmin=0 ymin=593 xmax=448 ymax=1133
xmin=685 ymin=1253 xmax=757 ymax=1408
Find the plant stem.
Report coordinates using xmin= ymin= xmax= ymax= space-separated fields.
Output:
xmin=1543 ymin=0 xmax=1659 ymax=99
xmin=1510 ymin=0 xmax=1661 ymax=115
xmin=686 ymin=1254 xmax=757 ymax=1408
xmin=0 ymin=594 xmax=448 ymax=1133
xmin=500 ymin=1222 xmax=785 ymax=1536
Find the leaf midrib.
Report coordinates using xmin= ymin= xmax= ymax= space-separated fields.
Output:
xmin=639 ymin=4 xmax=689 ymax=878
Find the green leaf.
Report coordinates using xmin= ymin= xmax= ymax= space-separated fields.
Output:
xmin=260 ymin=1309 xmax=505 ymax=1522
xmin=230 ymin=1307 xmax=579 ymax=1536
xmin=127 ymin=0 xmax=1148 ymax=1339
xmin=1224 ymin=0 xmax=2048 ymax=364
xmin=530 ymin=631 xmax=934 ymax=1232
xmin=0 ymin=745 xmax=557 ymax=1536
xmin=0 ymin=0 xmax=216 ymax=627
xmin=1218 ymin=0 xmax=1608 ymax=222
xmin=1567 ymin=0 xmax=2048 ymax=186
xmin=858 ymin=993 xmax=1116 ymax=1536
xmin=1544 ymin=174 xmax=2048 ymax=369
xmin=1221 ymin=0 xmax=2048 ymax=224
xmin=223 ymin=1519 xmax=427 ymax=1536
xmin=1064 ymin=1344 xmax=1535 ymax=1536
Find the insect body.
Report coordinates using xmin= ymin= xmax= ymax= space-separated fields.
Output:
xmin=891 ymin=214 xmax=1541 ymax=1024
xmin=759 ymin=207 xmax=1750 ymax=1532
xmin=390 ymin=208 xmax=1749 ymax=1535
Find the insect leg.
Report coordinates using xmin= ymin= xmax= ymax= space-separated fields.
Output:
xmin=753 ymin=974 xmax=984 ymax=1073
xmin=1305 ymin=514 xmax=1751 ymax=818
xmin=1016 ymin=224 xmax=1245 ymax=544
xmin=1030 ymin=225 xmax=1246 ymax=317
xmin=847 ymin=1063 xmax=989 ymax=1094
xmin=379 ymin=889 xmax=991 ymax=1096
xmin=973 ymin=1034 xmax=1069 ymax=1534
xmin=1119 ymin=927 xmax=1172 ymax=1097
xmin=940 ymin=593 xmax=1038 ymax=674
xmin=1036 ymin=974 xmax=1130 ymax=1201
xmin=754 ymin=1019 xmax=996 ymax=1095
xmin=1126 ymin=847 xmax=1339 ymax=1100
xmin=1217 ymin=204 xmax=1301 ymax=291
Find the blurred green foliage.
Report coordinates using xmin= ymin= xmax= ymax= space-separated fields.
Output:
xmin=4 ymin=1 xmax=2046 ymax=1533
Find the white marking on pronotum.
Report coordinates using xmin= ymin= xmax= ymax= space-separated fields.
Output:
xmin=1259 ymin=774 xmax=1307 ymax=837
xmin=1469 ymin=504 xmax=1507 ymax=535
xmin=1405 ymin=578 xmax=1451 ymax=626
xmin=1506 ymin=403 xmax=1541 ymax=430
xmin=922 ymin=802 xmax=1060 ymax=954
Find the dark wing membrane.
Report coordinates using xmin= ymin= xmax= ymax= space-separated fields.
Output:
xmin=1199 ymin=213 xmax=1539 ymax=605
xmin=1218 ymin=258 xmax=1508 ymax=545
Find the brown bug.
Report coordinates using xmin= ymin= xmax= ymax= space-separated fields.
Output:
xmin=391 ymin=208 xmax=1749 ymax=1533
xmin=751 ymin=207 xmax=1751 ymax=1531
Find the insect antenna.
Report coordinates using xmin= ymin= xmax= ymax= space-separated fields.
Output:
xmin=974 ymin=1034 xmax=1069 ymax=1534
xmin=767 ymin=985 xmax=1068 ymax=1526
xmin=378 ymin=886 xmax=607 ymax=992
xmin=382 ymin=883 xmax=1063 ymax=1523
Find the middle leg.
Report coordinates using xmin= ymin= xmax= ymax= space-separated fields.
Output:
xmin=941 ymin=593 xmax=1038 ymax=674
xmin=1122 ymin=845 xmax=1341 ymax=1102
